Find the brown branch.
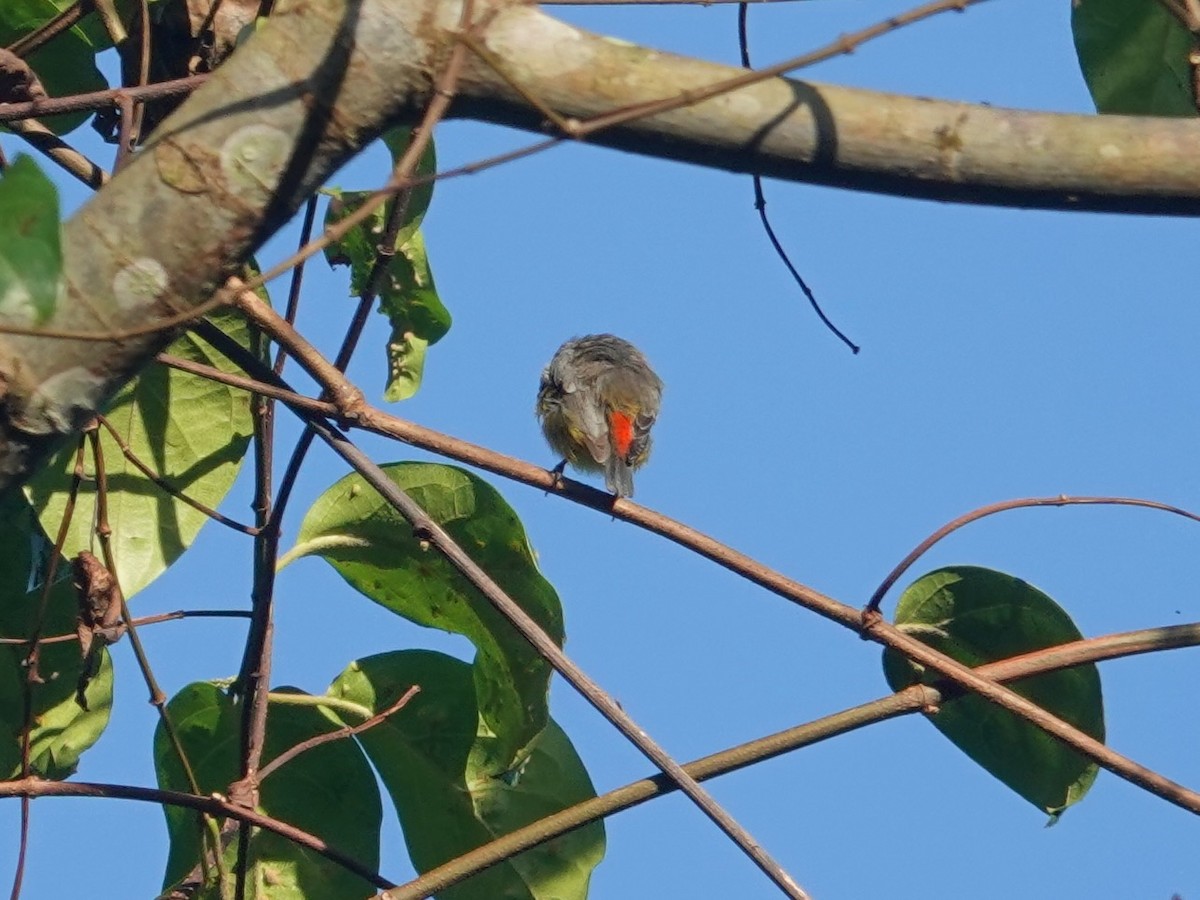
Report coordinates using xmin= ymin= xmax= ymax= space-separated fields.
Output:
xmin=7 ymin=2 xmax=88 ymax=58
xmin=570 ymin=0 xmax=981 ymax=138
xmin=381 ymin=620 xmax=1200 ymax=899
xmin=0 ymin=778 xmax=394 ymax=890
xmin=0 ymin=75 xmax=208 ymax=122
xmin=93 ymin=413 xmax=259 ymax=536
xmin=256 ymin=685 xmax=421 ymax=782
xmin=3 ymin=118 xmax=107 ymax=188
xmin=863 ymin=496 xmax=1200 ymax=615
xmin=0 ymin=609 xmax=253 ymax=645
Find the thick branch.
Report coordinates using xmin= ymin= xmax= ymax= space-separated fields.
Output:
xmin=455 ymin=5 xmax=1200 ymax=215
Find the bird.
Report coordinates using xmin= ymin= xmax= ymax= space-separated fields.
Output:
xmin=536 ymin=334 xmax=663 ymax=498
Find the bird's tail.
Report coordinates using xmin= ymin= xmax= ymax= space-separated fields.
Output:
xmin=605 ymin=458 xmax=635 ymax=498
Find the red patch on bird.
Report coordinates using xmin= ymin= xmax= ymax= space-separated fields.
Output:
xmin=609 ymin=410 xmax=635 ymax=458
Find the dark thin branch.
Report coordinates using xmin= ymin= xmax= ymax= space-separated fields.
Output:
xmin=0 ymin=608 xmax=252 ymax=645
xmin=0 ymin=75 xmax=207 ymax=122
xmin=737 ymin=3 xmax=858 ymax=354
xmin=86 ymin=429 xmax=206 ymax=793
xmin=7 ymin=1 xmax=88 ymax=58
xmin=273 ymin=196 xmax=320 ymax=377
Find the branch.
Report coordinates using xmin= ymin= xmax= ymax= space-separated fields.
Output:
xmin=0 ymin=778 xmax=393 ymax=890
xmin=381 ymin=620 xmax=1200 ymax=898
xmin=451 ymin=3 xmax=1200 ymax=216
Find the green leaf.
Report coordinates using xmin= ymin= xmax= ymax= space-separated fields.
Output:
xmin=380 ymin=126 xmax=437 ymax=247
xmin=288 ymin=463 xmax=562 ymax=767
xmin=0 ymin=577 xmax=113 ymax=780
xmin=331 ymin=651 xmax=604 ymax=900
xmin=323 ymin=181 xmax=451 ymax=402
xmin=0 ymin=155 xmax=62 ymax=323
xmin=1073 ymin=0 xmax=1196 ymax=115
xmin=882 ymin=566 xmax=1104 ymax=818
xmin=0 ymin=1 xmax=108 ymax=134
xmin=155 ymin=682 xmax=382 ymax=898
xmin=25 ymin=310 xmax=256 ymax=598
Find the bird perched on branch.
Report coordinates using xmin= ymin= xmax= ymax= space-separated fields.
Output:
xmin=536 ymin=334 xmax=663 ymax=498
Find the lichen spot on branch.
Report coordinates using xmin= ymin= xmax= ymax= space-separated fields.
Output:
xmin=219 ymin=124 xmax=292 ymax=204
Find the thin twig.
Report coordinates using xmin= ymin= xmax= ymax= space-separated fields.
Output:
xmin=257 ymin=685 xmax=420 ymax=782
xmin=273 ymin=196 xmax=320 ymax=377
xmin=571 ymin=0 xmax=980 ymax=136
xmin=0 ymin=75 xmax=207 ymax=122
xmin=737 ymin=3 xmax=859 ymax=354
xmin=4 ymin=118 xmax=107 ymax=188
xmin=93 ymin=413 xmax=259 ymax=536
xmin=0 ymin=608 xmax=253 ymax=645
xmin=863 ymin=495 xmax=1200 ymax=616
xmin=7 ymin=1 xmax=87 ymax=58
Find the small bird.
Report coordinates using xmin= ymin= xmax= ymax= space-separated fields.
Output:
xmin=536 ymin=334 xmax=663 ymax=498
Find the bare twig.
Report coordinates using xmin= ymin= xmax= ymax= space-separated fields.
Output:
xmin=93 ymin=413 xmax=259 ymax=536
xmin=7 ymin=1 xmax=87 ymax=58
xmin=0 ymin=608 xmax=253 ymax=645
xmin=0 ymin=777 xmax=394 ymax=890
xmin=567 ymin=0 xmax=982 ymax=137
xmin=863 ymin=495 xmax=1200 ymax=616
xmin=0 ymin=75 xmax=207 ymax=122
xmin=257 ymin=685 xmax=420 ymax=782
xmin=4 ymin=118 xmax=107 ymax=188
xmin=737 ymin=3 xmax=858 ymax=354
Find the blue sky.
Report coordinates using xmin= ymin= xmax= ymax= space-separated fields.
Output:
xmin=4 ymin=0 xmax=1199 ymax=897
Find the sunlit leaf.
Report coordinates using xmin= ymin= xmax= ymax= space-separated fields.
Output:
xmin=332 ymin=651 xmax=604 ymax=900
xmin=288 ymin=463 xmax=562 ymax=767
xmin=26 ymin=309 xmax=256 ymax=598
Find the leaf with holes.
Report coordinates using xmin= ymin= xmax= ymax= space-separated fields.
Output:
xmin=331 ymin=650 xmax=604 ymax=900
xmin=882 ymin=566 xmax=1104 ymax=819
xmin=287 ymin=463 xmax=562 ymax=768
xmin=324 ymin=181 xmax=451 ymax=402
